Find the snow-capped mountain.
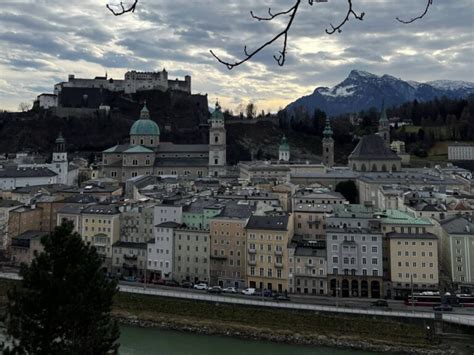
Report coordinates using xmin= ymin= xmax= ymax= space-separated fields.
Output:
xmin=285 ymin=70 xmax=474 ymax=117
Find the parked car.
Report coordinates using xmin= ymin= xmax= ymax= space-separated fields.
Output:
xmin=207 ymin=286 xmax=223 ymax=294
xmin=223 ymin=287 xmax=237 ymax=294
xmin=273 ymin=294 xmax=291 ymax=302
xmin=181 ymin=281 xmax=194 ymax=288
xmin=241 ymin=287 xmax=256 ymax=296
xmin=194 ymin=283 xmax=208 ymax=290
xmin=152 ymin=278 xmax=165 ymax=285
xmin=254 ymin=289 xmax=273 ymax=297
xmin=433 ymin=303 xmax=453 ymax=312
xmin=123 ymin=275 xmax=137 ymax=282
xmin=371 ymin=300 xmax=389 ymax=307
xmin=164 ymin=279 xmax=180 ymax=287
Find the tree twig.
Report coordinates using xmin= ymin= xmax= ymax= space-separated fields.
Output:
xmin=106 ymin=0 xmax=139 ymax=16
xmin=325 ymin=0 xmax=365 ymax=35
xmin=396 ymin=0 xmax=433 ymax=24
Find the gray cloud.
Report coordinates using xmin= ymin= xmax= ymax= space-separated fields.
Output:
xmin=0 ymin=0 xmax=472 ymax=111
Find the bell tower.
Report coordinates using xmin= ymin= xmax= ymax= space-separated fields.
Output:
xmin=208 ymin=102 xmax=227 ymax=177
xmin=322 ymin=117 xmax=334 ymax=168
xmin=52 ymin=132 xmax=69 ymax=184
xmin=279 ymin=136 xmax=290 ymax=162
xmin=378 ymin=100 xmax=390 ymax=148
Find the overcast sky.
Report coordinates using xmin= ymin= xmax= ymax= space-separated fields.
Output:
xmin=0 ymin=0 xmax=473 ymax=112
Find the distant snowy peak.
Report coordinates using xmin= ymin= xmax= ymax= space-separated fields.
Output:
xmin=348 ymin=69 xmax=378 ymax=79
xmin=286 ymin=69 xmax=474 ymax=117
xmin=427 ymin=80 xmax=474 ymax=91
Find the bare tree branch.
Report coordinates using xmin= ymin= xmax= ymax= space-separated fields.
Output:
xmin=106 ymin=0 xmax=435 ymax=69
xmin=396 ymin=0 xmax=433 ymax=24
xmin=325 ymin=0 xmax=365 ymax=35
xmin=210 ymin=0 xmax=307 ymax=70
xmin=107 ymin=0 xmax=139 ymax=16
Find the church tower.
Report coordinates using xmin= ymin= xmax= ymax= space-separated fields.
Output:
xmin=208 ymin=102 xmax=227 ymax=177
xmin=279 ymin=136 xmax=290 ymax=162
xmin=378 ymin=100 xmax=390 ymax=148
xmin=322 ymin=117 xmax=334 ymax=168
xmin=52 ymin=132 xmax=68 ymax=184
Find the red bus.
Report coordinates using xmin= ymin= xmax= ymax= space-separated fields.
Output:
xmin=406 ymin=292 xmax=441 ymax=306
xmin=406 ymin=292 xmax=474 ymax=307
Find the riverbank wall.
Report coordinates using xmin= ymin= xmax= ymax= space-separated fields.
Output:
xmin=113 ymin=291 xmax=454 ymax=354
xmin=1 ymin=278 xmax=472 ymax=354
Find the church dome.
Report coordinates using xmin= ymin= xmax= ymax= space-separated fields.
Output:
xmin=279 ymin=136 xmax=290 ymax=151
xmin=130 ymin=103 xmax=160 ymax=136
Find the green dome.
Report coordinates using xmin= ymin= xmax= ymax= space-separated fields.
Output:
xmin=210 ymin=102 xmax=224 ymax=121
xmin=279 ymin=136 xmax=290 ymax=151
xmin=323 ymin=118 xmax=333 ymax=137
xmin=130 ymin=103 xmax=160 ymax=136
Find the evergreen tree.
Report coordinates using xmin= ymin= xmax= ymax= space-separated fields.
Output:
xmin=1 ymin=221 xmax=120 ymax=355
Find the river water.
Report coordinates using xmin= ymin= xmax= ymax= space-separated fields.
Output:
xmin=119 ymin=325 xmax=377 ymax=355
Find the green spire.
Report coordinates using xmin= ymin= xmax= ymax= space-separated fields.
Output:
xmin=140 ymin=101 xmax=150 ymax=119
xmin=323 ymin=117 xmax=333 ymax=138
xmin=380 ymin=99 xmax=388 ymax=123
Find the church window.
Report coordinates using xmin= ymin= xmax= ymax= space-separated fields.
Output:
xmin=392 ymin=164 xmax=397 ymax=172
xmin=214 ymin=159 xmax=219 ymax=165
xmin=140 ymin=139 xmax=144 ymax=145
xmin=381 ymin=165 xmax=387 ymax=172
xmin=150 ymin=139 xmax=154 ymax=145
xmin=371 ymin=164 xmax=377 ymax=172
xmin=214 ymin=135 xmax=219 ymax=143
xmin=361 ymin=164 xmax=367 ymax=172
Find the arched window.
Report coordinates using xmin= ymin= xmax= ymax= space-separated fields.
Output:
xmin=392 ymin=164 xmax=397 ymax=172
xmin=361 ymin=164 xmax=367 ymax=172
xmin=150 ymin=139 xmax=154 ymax=145
xmin=352 ymin=164 xmax=357 ymax=171
xmin=214 ymin=135 xmax=219 ymax=143
xmin=381 ymin=164 xmax=387 ymax=172
xmin=140 ymin=139 xmax=144 ymax=145
xmin=371 ymin=164 xmax=377 ymax=172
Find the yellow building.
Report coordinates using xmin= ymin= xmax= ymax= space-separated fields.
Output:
xmin=80 ymin=204 xmax=121 ymax=272
xmin=209 ymin=202 xmax=254 ymax=288
xmin=388 ymin=232 xmax=439 ymax=298
xmin=245 ymin=214 xmax=293 ymax=293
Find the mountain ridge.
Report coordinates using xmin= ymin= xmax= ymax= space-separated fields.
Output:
xmin=285 ymin=70 xmax=474 ymax=117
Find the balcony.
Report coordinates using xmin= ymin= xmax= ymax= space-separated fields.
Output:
xmin=124 ymin=254 xmax=138 ymax=261
xmin=248 ymin=248 xmax=256 ymax=254
xmin=248 ymin=260 xmax=257 ymax=266
xmin=274 ymin=262 xmax=283 ymax=268
xmin=274 ymin=250 xmax=283 ymax=256
xmin=123 ymin=262 xmax=137 ymax=270
xmin=211 ymin=255 xmax=227 ymax=260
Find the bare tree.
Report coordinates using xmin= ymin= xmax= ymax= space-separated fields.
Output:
xmin=246 ymin=102 xmax=257 ymax=120
xmin=18 ymin=102 xmax=31 ymax=112
xmin=106 ymin=0 xmax=434 ymax=69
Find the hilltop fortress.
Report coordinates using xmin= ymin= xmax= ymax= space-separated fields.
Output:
xmin=36 ymin=69 xmax=192 ymax=109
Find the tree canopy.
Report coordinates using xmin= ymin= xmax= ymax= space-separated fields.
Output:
xmin=1 ymin=222 xmax=120 ymax=355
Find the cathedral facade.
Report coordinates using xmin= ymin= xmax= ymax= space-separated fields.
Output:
xmin=101 ymin=103 xmax=226 ymax=182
